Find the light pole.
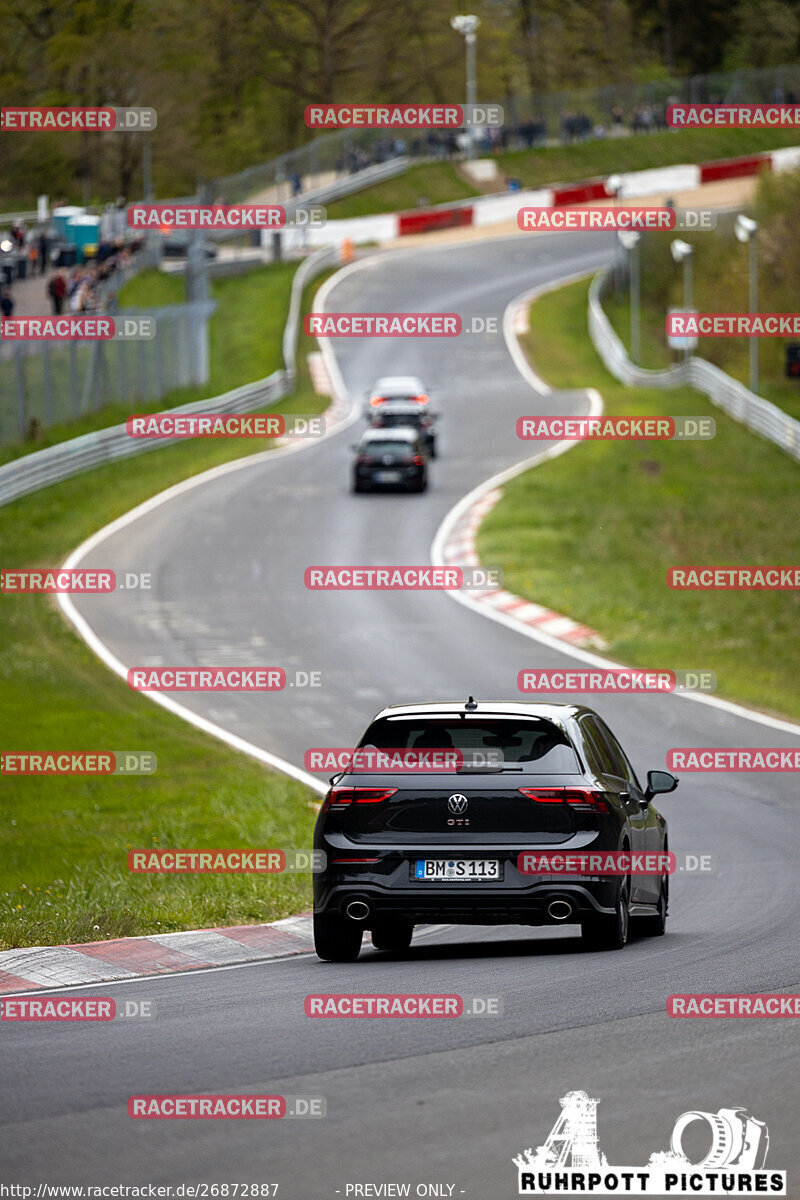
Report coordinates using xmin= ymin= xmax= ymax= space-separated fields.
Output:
xmin=618 ymin=229 xmax=641 ymax=364
xmin=735 ymin=214 xmax=759 ymax=393
xmin=670 ymin=238 xmax=693 ymax=308
xmin=451 ymin=14 xmax=480 ymax=158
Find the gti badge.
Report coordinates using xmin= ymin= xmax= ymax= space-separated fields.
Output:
xmin=447 ymin=793 xmax=469 ymax=827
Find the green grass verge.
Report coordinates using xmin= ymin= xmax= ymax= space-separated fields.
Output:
xmin=476 ymin=279 xmax=800 ymax=722
xmin=0 ymin=264 xmax=297 ymax=465
xmin=325 ymin=161 xmax=478 ymax=218
xmin=326 ymin=129 xmax=800 ymax=219
xmin=0 ymin=268 xmax=334 ymax=950
xmin=604 ymin=268 xmax=800 ymax=425
xmin=495 ymin=127 xmax=800 ymax=189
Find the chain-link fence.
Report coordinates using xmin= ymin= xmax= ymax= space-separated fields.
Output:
xmin=0 ymin=299 xmax=216 ymax=446
xmin=208 ymin=62 xmax=800 ymax=203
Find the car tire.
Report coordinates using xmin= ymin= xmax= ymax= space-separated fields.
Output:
xmin=352 ymin=478 xmax=365 ymax=494
xmin=581 ymin=875 xmax=630 ymax=951
xmin=313 ymin=911 xmax=363 ymax=962
xmin=635 ymin=873 xmax=668 ymax=938
xmin=371 ymin=917 xmax=414 ymax=953
xmin=416 ymin=473 xmax=428 ymax=493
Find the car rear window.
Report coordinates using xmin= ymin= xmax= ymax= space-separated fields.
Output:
xmin=359 ymin=717 xmax=580 ymax=773
xmin=360 ymin=440 xmax=415 ymax=456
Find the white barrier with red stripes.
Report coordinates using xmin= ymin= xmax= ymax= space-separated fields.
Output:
xmin=285 ymin=145 xmax=798 ymax=250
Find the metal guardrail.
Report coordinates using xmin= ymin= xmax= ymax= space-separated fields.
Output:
xmin=0 ymin=243 xmax=344 ymax=506
xmin=587 ymin=270 xmax=800 ymax=464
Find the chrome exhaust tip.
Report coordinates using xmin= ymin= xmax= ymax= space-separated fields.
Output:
xmin=345 ymin=899 xmax=371 ymax=922
xmin=547 ymin=898 xmax=574 ymax=922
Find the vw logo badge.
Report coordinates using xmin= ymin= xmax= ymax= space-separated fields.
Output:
xmin=447 ymin=793 xmax=468 ymax=815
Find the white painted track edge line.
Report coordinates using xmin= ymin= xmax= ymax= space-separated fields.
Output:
xmin=55 ymin=251 xmax=373 ymax=796
xmin=432 ymin=275 xmax=800 ymax=739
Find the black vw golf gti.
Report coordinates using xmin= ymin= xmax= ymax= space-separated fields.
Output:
xmin=313 ymin=698 xmax=678 ymax=961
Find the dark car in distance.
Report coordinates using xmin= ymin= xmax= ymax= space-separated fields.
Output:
xmin=313 ymin=698 xmax=678 ymax=961
xmin=351 ymin=428 xmax=428 ymax=493
xmin=369 ymin=400 xmax=438 ymax=457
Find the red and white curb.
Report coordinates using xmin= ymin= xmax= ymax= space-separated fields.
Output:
xmin=307 ymin=350 xmax=333 ymax=396
xmin=440 ymin=486 xmax=605 ymax=650
xmin=0 ymin=914 xmax=314 ymax=995
xmin=438 ymin=269 xmax=607 ymax=653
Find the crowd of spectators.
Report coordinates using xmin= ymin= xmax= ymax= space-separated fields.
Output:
xmin=320 ymin=98 xmax=694 ymax=185
xmin=0 ymin=222 xmax=144 ymax=320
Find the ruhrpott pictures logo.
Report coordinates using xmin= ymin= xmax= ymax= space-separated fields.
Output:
xmin=513 ymin=1091 xmax=784 ymax=1195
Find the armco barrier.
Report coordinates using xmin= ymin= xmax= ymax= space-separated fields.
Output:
xmin=699 ymin=154 xmax=770 ymax=184
xmin=587 ymin=269 xmax=800 ymax=464
xmin=0 ymin=243 xmax=343 ymax=507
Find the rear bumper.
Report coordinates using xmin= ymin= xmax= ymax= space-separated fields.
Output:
xmin=314 ymin=881 xmax=615 ymax=925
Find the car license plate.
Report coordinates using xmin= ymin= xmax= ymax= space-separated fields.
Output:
xmin=374 ymin=470 xmax=401 ymax=482
xmin=414 ymin=859 xmax=501 ymax=881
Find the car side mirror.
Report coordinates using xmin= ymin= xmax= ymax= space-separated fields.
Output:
xmin=645 ymin=769 xmax=679 ymax=800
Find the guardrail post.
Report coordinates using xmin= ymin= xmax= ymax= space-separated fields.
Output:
xmin=69 ymin=342 xmax=79 ymax=417
xmin=154 ymin=317 xmax=164 ymax=399
xmin=42 ymin=342 xmax=53 ymax=427
xmin=15 ymin=346 xmax=26 ymax=439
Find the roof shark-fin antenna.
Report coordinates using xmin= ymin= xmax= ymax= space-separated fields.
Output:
xmin=465 ymin=695 xmax=478 ymax=710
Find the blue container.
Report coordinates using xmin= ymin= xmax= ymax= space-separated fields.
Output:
xmin=67 ymin=216 xmax=101 ymax=260
xmin=52 ymin=206 xmax=85 ymax=241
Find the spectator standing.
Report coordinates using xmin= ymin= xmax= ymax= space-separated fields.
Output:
xmin=38 ymin=232 xmax=49 ymax=274
xmin=47 ymin=270 xmax=67 ymax=314
xmin=0 ymin=287 xmax=13 ymax=319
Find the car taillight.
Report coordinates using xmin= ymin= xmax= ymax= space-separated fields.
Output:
xmin=327 ymin=787 xmax=398 ymax=807
xmin=413 ymin=455 xmax=424 ymax=466
xmin=518 ymin=787 xmax=608 ymax=812
xmin=415 ymin=393 xmax=429 ymax=405
xmin=369 ymin=396 xmax=385 ymax=407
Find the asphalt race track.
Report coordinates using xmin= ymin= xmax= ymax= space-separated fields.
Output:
xmin=3 ymin=232 xmax=800 ymax=1193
